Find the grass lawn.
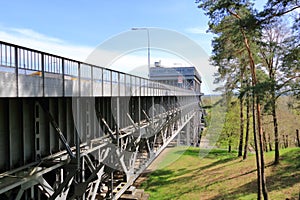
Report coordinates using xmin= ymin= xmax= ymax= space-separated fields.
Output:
xmin=140 ymin=147 xmax=300 ymax=200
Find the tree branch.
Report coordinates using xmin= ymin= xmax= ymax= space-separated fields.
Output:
xmin=276 ymin=75 xmax=300 ymax=90
xmin=227 ymin=8 xmax=241 ymax=19
xmin=276 ymin=88 xmax=300 ymax=99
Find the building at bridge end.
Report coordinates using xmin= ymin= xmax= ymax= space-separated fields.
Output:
xmin=149 ymin=64 xmax=202 ymax=95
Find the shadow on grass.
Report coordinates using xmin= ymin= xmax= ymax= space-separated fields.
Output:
xmin=191 ymin=157 xmax=238 ymax=176
xmin=183 ymin=148 xmax=237 ymax=158
xmin=142 ymin=148 xmax=300 ymax=199
xmin=141 ymin=169 xmax=172 ymax=192
xmin=142 ymin=167 xmax=195 ymax=189
xmin=170 ymin=148 xmax=239 ymax=172
xmin=211 ymin=148 xmax=300 ymax=199
xmin=198 ymin=149 xmax=239 ymax=172
xmin=141 ymin=148 xmax=240 ymax=198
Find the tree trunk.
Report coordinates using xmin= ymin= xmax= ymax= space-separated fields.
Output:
xmin=242 ymin=30 xmax=268 ymax=200
xmin=268 ymin=133 xmax=272 ymax=151
xmin=222 ymin=10 xmax=268 ymax=197
xmin=238 ymin=96 xmax=244 ymax=157
xmin=256 ymin=97 xmax=269 ymax=200
xmin=296 ymin=129 xmax=300 ymax=147
xmin=243 ymin=91 xmax=250 ymax=160
xmin=228 ymin=133 xmax=232 ymax=153
xmin=238 ymin=69 xmax=245 ymax=157
xmin=252 ymin=93 xmax=262 ymax=200
xmin=285 ymin=135 xmax=289 ymax=148
xmin=263 ymin=131 xmax=268 ymax=152
xmin=282 ymin=135 xmax=286 ymax=148
xmin=271 ymin=91 xmax=280 ymax=164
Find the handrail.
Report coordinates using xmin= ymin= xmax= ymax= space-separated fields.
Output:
xmin=0 ymin=40 xmax=199 ymax=97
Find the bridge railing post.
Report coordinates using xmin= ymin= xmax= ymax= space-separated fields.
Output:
xmin=41 ymin=53 xmax=45 ymax=96
xmin=62 ymin=58 xmax=65 ymax=96
xmin=14 ymin=45 xmax=19 ymax=97
xmin=91 ymin=64 xmax=93 ymax=97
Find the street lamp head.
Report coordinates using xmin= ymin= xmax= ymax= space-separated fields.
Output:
xmin=131 ymin=27 xmax=148 ymax=31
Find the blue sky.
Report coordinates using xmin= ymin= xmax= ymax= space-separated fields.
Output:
xmin=0 ymin=1 xmax=266 ymax=93
xmin=0 ymin=1 xmax=212 ymax=53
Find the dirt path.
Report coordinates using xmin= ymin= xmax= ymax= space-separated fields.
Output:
xmin=133 ymin=136 xmax=212 ymax=188
xmin=133 ymin=144 xmax=175 ymax=187
xmin=199 ymin=135 xmax=214 ymax=149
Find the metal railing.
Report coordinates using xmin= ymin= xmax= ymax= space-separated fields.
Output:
xmin=0 ymin=40 xmax=199 ymax=97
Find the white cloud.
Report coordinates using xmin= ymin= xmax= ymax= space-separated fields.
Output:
xmin=0 ymin=25 xmax=93 ymax=61
xmin=108 ymin=51 xmax=192 ymax=77
xmin=10 ymin=28 xmax=64 ymax=44
xmin=0 ymin=25 xmax=217 ymax=94
xmin=0 ymin=25 xmax=193 ymax=70
xmin=0 ymin=26 xmax=192 ymax=73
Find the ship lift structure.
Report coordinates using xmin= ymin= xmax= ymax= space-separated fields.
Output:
xmin=0 ymin=41 xmax=204 ymax=199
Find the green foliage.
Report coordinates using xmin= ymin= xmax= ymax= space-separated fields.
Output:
xmin=202 ymin=96 xmax=227 ymax=147
xmin=281 ymin=19 xmax=300 ymax=96
xmin=216 ymin=99 xmax=240 ymax=149
xmin=259 ymin=0 xmax=300 ymax=24
xmin=197 ymin=0 xmax=299 ymax=101
xmin=262 ymin=96 xmax=300 ymax=149
xmin=202 ymin=95 xmax=255 ymax=150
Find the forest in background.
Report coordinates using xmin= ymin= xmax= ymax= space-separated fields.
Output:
xmin=202 ymin=95 xmax=300 ymax=152
xmin=196 ymin=0 xmax=299 ymax=198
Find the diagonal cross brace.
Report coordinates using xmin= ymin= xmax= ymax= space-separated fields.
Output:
xmin=38 ymin=101 xmax=75 ymax=159
xmin=101 ymin=118 xmax=117 ymax=141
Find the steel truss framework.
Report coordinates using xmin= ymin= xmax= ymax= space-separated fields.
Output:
xmin=0 ymin=41 xmax=204 ymax=199
xmin=0 ymin=96 xmax=202 ymax=200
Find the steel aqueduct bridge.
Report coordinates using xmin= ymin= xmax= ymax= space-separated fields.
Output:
xmin=0 ymin=41 xmax=204 ymax=200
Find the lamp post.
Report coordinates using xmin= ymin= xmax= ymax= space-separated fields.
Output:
xmin=131 ymin=27 xmax=150 ymax=78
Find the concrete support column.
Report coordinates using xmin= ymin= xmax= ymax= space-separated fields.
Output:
xmin=193 ymin=117 xmax=198 ymax=146
xmin=22 ymin=99 xmax=34 ymax=165
xmin=177 ymin=131 xmax=181 ymax=146
xmin=9 ymin=99 xmax=22 ymax=168
xmin=49 ymin=99 xmax=59 ymax=153
xmin=186 ymin=121 xmax=191 ymax=146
